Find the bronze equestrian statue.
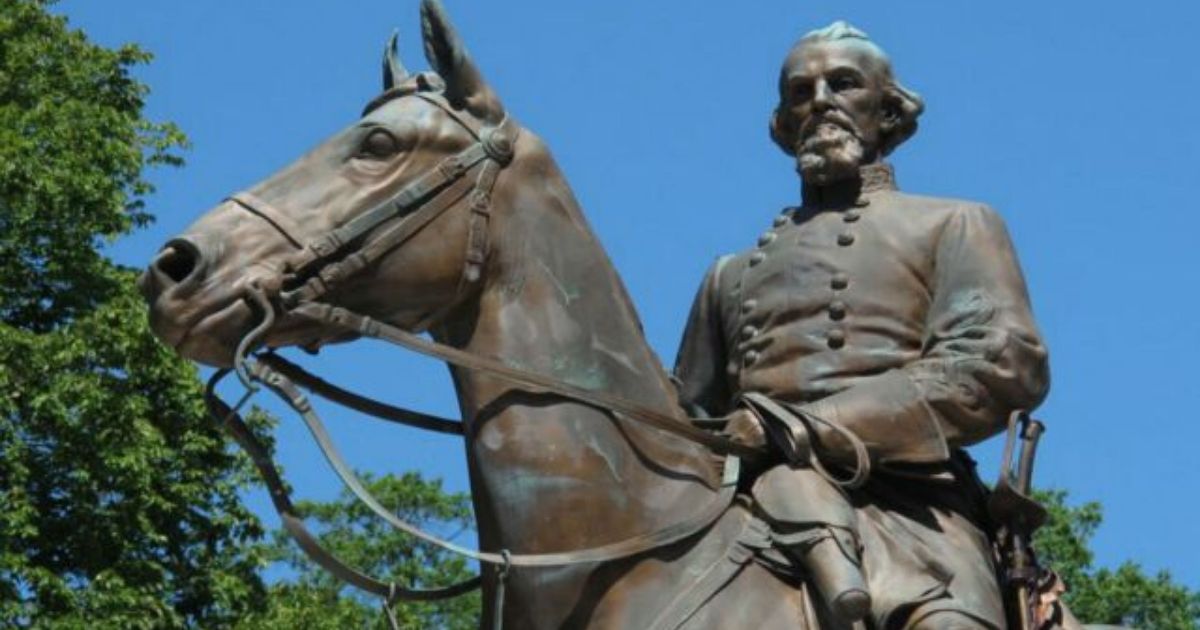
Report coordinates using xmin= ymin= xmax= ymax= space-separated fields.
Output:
xmin=139 ymin=2 xmax=1100 ymax=628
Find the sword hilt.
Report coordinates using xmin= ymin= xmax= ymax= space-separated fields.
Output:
xmin=1015 ymin=418 xmax=1045 ymax=495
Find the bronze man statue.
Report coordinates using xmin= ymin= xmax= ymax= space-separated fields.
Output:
xmin=674 ymin=21 xmax=1049 ymax=629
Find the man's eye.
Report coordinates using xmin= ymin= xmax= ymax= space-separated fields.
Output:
xmin=832 ymin=76 xmax=860 ymax=91
xmin=792 ymin=83 xmax=813 ymax=100
xmin=359 ymin=129 xmax=400 ymax=159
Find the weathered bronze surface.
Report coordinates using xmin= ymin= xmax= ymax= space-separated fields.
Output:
xmin=140 ymin=4 xmax=1083 ymax=629
xmin=674 ymin=21 xmax=1061 ymax=630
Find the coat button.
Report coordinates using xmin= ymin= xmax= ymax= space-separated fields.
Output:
xmin=758 ymin=232 xmax=776 ymax=247
xmin=741 ymin=325 xmax=758 ymax=340
xmin=842 ymin=210 xmax=861 ymax=223
xmin=829 ymin=300 xmax=847 ymax=320
xmin=749 ymin=252 xmax=766 ymax=266
xmin=741 ymin=299 xmax=758 ymax=314
xmin=854 ymin=197 xmax=871 ymax=208
xmin=830 ymin=273 xmax=849 ymax=290
xmin=743 ymin=350 xmax=760 ymax=366
xmin=827 ymin=329 xmax=846 ymax=349
xmin=773 ymin=214 xmax=789 ymax=227
xmin=837 ymin=233 xmax=855 ymax=246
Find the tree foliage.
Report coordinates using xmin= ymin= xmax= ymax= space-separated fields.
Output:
xmin=0 ymin=289 xmax=273 ymax=627
xmin=239 ymin=472 xmax=480 ymax=629
xmin=0 ymin=1 xmax=266 ymax=626
xmin=0 ymin=0 xmax=184 ymax=331
xmin=1034 ymin=490 xmax=1200 ymax=630
xmin=0 ymin=4 xmax=480 ymax=627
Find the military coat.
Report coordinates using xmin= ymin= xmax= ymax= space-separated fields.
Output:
xmin=675 ymin=163 xmax=1049 ymax=467
xmin=673 ymin=163 xmax=1050 ymax=628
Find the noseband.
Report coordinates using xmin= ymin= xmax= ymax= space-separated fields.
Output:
xmin=205 ymin=90 xmax=767 ymax=628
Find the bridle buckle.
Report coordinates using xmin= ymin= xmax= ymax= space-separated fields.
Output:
xmin=480 ymin=125 xmax=514 ymax=165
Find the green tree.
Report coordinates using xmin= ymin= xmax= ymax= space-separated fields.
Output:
xmin=240 ymin=472 xmax=480 ymax=630
xmin=1034 ymin=490 xmax=1200 ymax=630
xmin=0 ymin=1 xmax=268 ymax=626
xmin=1 ymin=4 xmax=483 ymax=628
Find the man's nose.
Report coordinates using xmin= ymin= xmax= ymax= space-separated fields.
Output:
xmin=812 ymin=80 xmax=834 ymax=111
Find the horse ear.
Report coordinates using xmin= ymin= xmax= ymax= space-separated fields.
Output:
xmin=382 ymin=30 xmax=409 ymax=90
xmin=419 ymin=0 xmax=504 ymax=123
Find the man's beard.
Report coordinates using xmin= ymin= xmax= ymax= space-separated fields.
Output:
xmin=794 ymin=119 xmax=865 ymax=185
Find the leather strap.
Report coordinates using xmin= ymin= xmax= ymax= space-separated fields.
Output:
xmin=415 ymin=92 xmax=486 ymax=138
xmin=291 ymin=302 xmax=766 ymax=462
xmin=282 ymin=167 xmax=481 ymax=306
xmin=646 ymin=508 xmax=771 ymax=630
xmin=229 ymin=191 xmax=306 ymax=248
xmin=741 ymin=391 xmax=870 ymax=489
xmin=205 ymin=370 xmax=482 ymax=601
xmin=231 ymin=358 xmax=741 ymax=570
xmin=231 ymin=116 xmax=516 ymax=307
xmin=460 ymin=160 xmax=500 ymax=286
xmin=274 ymin=148 xmax=492 ymax=306
xmin=259 ymin=353 xmax=464 ymax=435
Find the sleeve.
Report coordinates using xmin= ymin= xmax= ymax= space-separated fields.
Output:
xmin=673 ymin=256 xmax=735 ymax=418
xmin=799 ymin=204 xmax=1050 ymax=465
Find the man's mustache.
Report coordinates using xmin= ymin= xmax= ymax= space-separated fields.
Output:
xmin=798 ymin=112 xmax=861 ymax=142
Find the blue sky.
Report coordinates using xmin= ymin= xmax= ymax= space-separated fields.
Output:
xmin=59 ymin=1 xmax=1199 ymax=587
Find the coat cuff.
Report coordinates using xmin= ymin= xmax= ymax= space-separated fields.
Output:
xmin=800 ymin=370 xmax=950 ymax=465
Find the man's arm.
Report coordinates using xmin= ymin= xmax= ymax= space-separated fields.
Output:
xmin=801 ymin=204 xmax=1050 ymax=466
xmin=673 ymin=256 xmax=735 ymax=418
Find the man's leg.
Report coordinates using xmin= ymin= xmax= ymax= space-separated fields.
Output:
xmin=753 ymin=463 xmax=871 ymax=623
xmin=851 ymin=466 xmax=1007 ymax=630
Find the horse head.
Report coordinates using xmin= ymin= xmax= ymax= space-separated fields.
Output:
xmin=140 ymin=0 xmax=513 ymax=367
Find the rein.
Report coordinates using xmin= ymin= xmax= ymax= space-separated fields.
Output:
xmin=204 ymin=90 xmax=761 ymax=624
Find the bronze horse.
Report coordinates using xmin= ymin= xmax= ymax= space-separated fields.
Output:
xmin=139 ymin=1 xmax=829 ymax=628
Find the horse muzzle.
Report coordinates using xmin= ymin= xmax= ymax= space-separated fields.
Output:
xmin=139 ymin=236 xmax=268 ymax=367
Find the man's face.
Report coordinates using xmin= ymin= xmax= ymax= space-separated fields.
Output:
xmin=779 ymin=38 xmax=888 ymax=185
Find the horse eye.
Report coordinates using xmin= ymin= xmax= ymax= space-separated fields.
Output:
xmin=359 ymin=129 xmax=400 ymax=159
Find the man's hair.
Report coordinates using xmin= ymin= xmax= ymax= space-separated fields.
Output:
xmin=770 ymin=21 xmax=925 ymax=158
xmin=803 ymin=20 xmax=872 ymax=43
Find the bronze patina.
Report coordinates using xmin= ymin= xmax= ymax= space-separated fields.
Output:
xmin=674 ymin=20 xmax=1070 ymax=630
xmin=142 ymin=3 xmax=797 ymax=627
xmin=141 ymin=4 xmax=1098 ymax=629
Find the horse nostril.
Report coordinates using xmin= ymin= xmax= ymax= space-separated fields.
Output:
xmin=154 ymin=239 xmax=203 ymax=284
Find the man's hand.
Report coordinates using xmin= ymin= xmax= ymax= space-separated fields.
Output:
xmin=724 ymin=408 xmax=769 ymax=450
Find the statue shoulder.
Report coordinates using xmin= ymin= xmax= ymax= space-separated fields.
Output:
xmin=879 ymin=190 xmax=1009 ymax=233
xmin=699 ymin=253 xmax=742 ymax=298
xmin=882 ymin=189 xmax=995 ymax=214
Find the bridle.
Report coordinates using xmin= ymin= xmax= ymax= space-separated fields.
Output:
xmin=234 ymin=89 xmax=515 ymax=327
xmin=204 ymin=87 xmax=763 ymax=628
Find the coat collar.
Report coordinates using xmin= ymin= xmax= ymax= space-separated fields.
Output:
xmin=801 ymin=162 xmax=897 ymax=208
xmin=859 ymin=162 xmax=897 ymax=193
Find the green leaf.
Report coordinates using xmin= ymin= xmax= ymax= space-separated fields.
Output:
xmin=1033 ymin=489 xmax=1200 ymax=630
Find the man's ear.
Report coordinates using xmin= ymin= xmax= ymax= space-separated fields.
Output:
xmin=769 ymin=108 xmax=798 ymax=157
xmin=878 ymin=84 xmax=924 ymax=156
xmin=420 ymin=0 xmax=505 ymax=124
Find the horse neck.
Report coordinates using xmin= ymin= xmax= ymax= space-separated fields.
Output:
xmin=435 ymin=136 xmax=722 ymax=554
